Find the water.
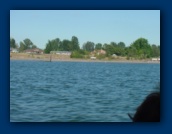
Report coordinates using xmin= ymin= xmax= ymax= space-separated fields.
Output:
xmin=10 ymin=60 xmax=160 ymax=122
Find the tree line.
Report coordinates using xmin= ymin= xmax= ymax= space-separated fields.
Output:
xmin=10 ymin=38 xmax=37 ymax=52
xmin=10 ymin=36 xmax=160 ymax=59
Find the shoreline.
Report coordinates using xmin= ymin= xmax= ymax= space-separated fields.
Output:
xmin=10 ymin=57 xmax=160 ymax=64
xmin=10 ymin=53 xmax=160 ymax=64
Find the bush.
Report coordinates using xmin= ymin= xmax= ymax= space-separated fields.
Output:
xmin=70 ymin=51 xmax=84 ymax=58
xmin=70 ymin=50 xmax=90 ymax=59
xmin=96 ymin=54 xmax=106 ymax=60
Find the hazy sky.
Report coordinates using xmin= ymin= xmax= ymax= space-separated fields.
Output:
xmin=10 ymin=10 xmax=160 ymax=49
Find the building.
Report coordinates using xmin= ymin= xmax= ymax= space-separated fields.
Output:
xmin=10 ymin=48 xmax=18 ymax=53
xmin=50 ymin=51 xmax=71 ymax=55
xmin=97 ymin=49 xmax=106 ymax=55
xmin=24 ymin=48 xmax=44 ymax=54
xmin=91 ymin=49 xmax=106 ymax=55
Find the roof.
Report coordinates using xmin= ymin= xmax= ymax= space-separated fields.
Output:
xmin=24 ymin=48 xmax=43 ymax=52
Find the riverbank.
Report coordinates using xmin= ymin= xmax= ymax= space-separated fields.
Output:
xmin=10 ymin=53 xmax=160 ymax=63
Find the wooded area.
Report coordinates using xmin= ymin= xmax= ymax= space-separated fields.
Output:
xmin=10 ymin=36 xmax=160 ymax=59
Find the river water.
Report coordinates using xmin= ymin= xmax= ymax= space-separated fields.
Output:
xmin=10 ymin=60 xmax=160 ymax=122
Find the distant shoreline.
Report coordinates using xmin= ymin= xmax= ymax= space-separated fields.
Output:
xmin=10 ymin=57 xmax=160 ymax=64
xmin=10 ymin=53 xmax=160 ymax=64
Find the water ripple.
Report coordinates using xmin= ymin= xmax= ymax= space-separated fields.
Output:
xmin=10 ymin=60 xmax=160 ymax=122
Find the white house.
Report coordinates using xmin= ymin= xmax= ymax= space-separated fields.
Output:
xmin=10 ymin=48 xmax=18 ymax=53
xmin=50 ymin=51 xmax=71 ymax=55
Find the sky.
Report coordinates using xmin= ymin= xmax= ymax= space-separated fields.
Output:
xmin=10 ymin=10 xmax=160 ymax=49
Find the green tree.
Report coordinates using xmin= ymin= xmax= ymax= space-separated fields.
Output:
xmin=32 ymin=45 xmax=37 ymax=49
xmin=151 ymin=44 xmax=160 ymax=57
xmin=19 ymin=38 xmax=37 ymax=51
xmin=95 ymin=43 xmax=102 ymax=50
xmin=158 ymin=45 xmax=160 ymax=56
xmin=117 ymin=42 xmax=125 ymax=48
xmin=127 ymin=46 xmax=137 ymax=58
xmin=70 ymin=36 xmax=80 ymax=51
xmin=23 ymin=38 xmax=34 ymax=49
xmin=44 ymin=38 xmax=61 ymax=53
xmin=130 ymin=38 xmax=152 ymax=59
xmin=113 ymin=47 xmax=125 ymax=56
xmin=83 ymin=41 xmax=95 ymax=52
xmin=110 ymin=42 xmax=117 ymax=47
xmin=102 ymin=43 xmax=108 ymax=50
xmin=71 ymin=49 xmax=89 ymax=58
xmin=51 ymin=38 xmax=61 ymax=50
xmin=61 ymin=39 xmax=71 ymax=51
xmin=44 ymin=40 xmax=54 ymax=53
xmin=19 ymin=41 xmax=26 ymax=52
xmin=115 ymin=42 xmax=126 ymax=56
xmin=104 ymin=44 xmax=114 ymax=56
xmin=10 ymin=38 xmax=18 ymax=48
xmin=103 ymin=42 xmax=126 ymax=57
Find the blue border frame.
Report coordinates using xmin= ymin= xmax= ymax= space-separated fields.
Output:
xmin=1 ymin=0 xmax=171 ymax=134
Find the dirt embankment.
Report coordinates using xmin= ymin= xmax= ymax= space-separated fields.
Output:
xmin=10 ymin=53 xmax=160 ymax=63
xmin=10 ymin=53 xmax=70 ymax=61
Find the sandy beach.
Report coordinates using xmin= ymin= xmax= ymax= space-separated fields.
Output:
xmin=10 ymin=53 xmax=160 ymax=64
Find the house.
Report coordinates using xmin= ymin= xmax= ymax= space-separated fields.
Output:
xmin=97 ymin=49 xmax=106 ymax=55
xmin=24 ymin=48 xmax=44 ymax=54
xmin=91 ymin=49 xmax=106 ymax=55
xmin=10 ymin=48 xmax=18 ymax=53
xmin=50 ymin=51 xmax=71 ymax=55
